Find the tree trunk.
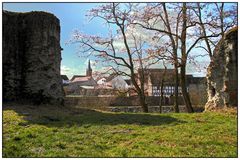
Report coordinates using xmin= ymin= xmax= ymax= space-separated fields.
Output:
xmin=159 ymin=63 xmax=167 ymax=113
xmin=159 ymin=79 xmax=164 ymax=113
xmin=180 ymin=3 xmax=194 ymax=113
xmin=140 ymin=93 xmax=148 ymax=112
xmin=197 ymin=3 xmax=213 ymax=58
xmin=139 ymin=68 xmax=148 ymax=113
xmin=174 ymin=64 xmax=179 ymax=113
xmin=163 ymin=3 xmax=180 ymax=113
xmin=129 ymin=68 xmax=148 ymax=113
xmin=180 ymin=65 xmax=194 ymax=113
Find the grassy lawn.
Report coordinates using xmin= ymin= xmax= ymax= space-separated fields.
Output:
xmin=3 ymin=103 xmax=237 ymax=158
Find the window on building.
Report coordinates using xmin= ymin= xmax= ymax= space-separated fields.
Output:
xmin=152 ymin=85 xmax=183 ymax=96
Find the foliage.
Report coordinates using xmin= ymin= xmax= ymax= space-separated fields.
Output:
xmin=3 ymin=104 xmax=237 ymax=157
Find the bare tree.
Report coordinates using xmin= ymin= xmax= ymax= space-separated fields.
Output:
xmin=130 ymin=2 xmax=236 ymax=112
xmin=71 ymin=2 xmax=237 ymax=113
xmin=131 ymin=3 xmax=181 ymax=113
xmin=189 ymin=2 xmax=237 ymax=59
xmin=70 ymin=3 xmax=157 ymax=112
xmin=178 ymin=2 xmax=236 ymax=112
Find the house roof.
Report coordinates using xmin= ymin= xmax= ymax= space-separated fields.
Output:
xmin=61 ymin=75 xmax=69 ymax=81
xmin=148 ymin=69 xmax=175 ymax=86
xmin=138 ymin=68 xmax=205 ymax=86
xmin=137 ymin=68 xmax=176 ymax=86
xmin=68 ymin=76 xmax=97 ymax=87
xmin=70 ymin=75 xmax=87 ymax=81
xmin=105 ymin=73 xmax=118 ymax=82
xmin=71 ymin=76 xmax=92 ymax=83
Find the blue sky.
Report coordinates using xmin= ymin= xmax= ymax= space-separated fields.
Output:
xmin=3 ymin=2 xmax=225 ymax=78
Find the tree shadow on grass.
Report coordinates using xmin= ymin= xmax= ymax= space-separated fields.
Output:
xmin=3 ymin=103 xmax=186 ymax=128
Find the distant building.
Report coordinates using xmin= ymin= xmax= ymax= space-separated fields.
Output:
xmin=140 ymin=68 xmax=178 ymax=96
xmin=70 ymin=60 xmax=96 ymax=86
xmin=64 ymin=60 xmax=97 ymax=95
xmin=71 ymin=76 xmax=97 ymax=86
xmin=86 ymin=60 xmax=92 ymax=77
xmin=96 ymin=74 xmax=129 ymax=90
xmin=133 ymin=68 xmax=205 ymax=96
xmin=97 ymin=77 xmax=107 ymax=85
xmin=105 ymin=74 xmax=129 ymax=90
xmin=61 ymin=75 xmax=69 ymax=85
xmin=128 ymin=68 xmax=207 ymax=104
xmin=70 ymin=75 xmax=85 ymax=81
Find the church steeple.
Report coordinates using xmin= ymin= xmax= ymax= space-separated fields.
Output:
xmin=86 ymin=60 xmax=92 ymax=77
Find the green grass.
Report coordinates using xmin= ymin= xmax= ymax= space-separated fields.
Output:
xmin=3 ymin=103 xmax=237 ymax=158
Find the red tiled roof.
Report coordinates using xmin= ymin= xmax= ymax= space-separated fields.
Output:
xmin=70 ymin=75 xmax=86 ymax=81
xmin=71 ymin=76 xmax=92 ymax=82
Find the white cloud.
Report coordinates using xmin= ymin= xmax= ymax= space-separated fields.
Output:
xmin=61 ymin=64 xmax=85 ymax=79
xmin=61 ymin=65 xmax=71 ymax=74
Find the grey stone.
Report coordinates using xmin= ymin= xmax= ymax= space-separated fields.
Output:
xmin=205 ymin=27 xmax=238 ymax=111
xmin=3 ymin=11 xmax=64 ymax=105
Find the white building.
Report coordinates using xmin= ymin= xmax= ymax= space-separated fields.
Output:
xmin=97 ymin=77 xmax=107 ymax=85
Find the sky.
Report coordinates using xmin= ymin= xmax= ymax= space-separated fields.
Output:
xmin=3 ymin=2 xmax=224 ymax=79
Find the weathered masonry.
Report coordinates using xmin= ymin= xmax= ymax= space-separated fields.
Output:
xmin=205 ymin=27 xmax=238 ymax=110
xmin=3 ymin=11 xmax=64 ymax=105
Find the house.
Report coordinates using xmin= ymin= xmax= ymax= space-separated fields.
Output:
xmin=70 ymin=75 xmax=85 ymax=81
xmin=94 ymin=74 xmax=130 ymax=97
xmin=70 ymin=60 xmax=96 ymax=85
xmin=123 ymin=68 xmax=207 ymax=104
xmin=61 ymin=75 xmax=69 ymax=85
xmin=71 ymin=76 xmax=97 ymax=86
xmin=111 ymin=76 xmax=129 ymax=90
xmin=64 ymin=60 xmax=97 ymax=95
xmin=96 ymin=77 xmax=107 ymax=85
xmin=105 ymin=74 xmax=129 ymax=90
xmin=132 ymin=68 xmax=206 ymax=98
xmin=142 ymin=69 xmax=177 ymax=96
xmin=96 ymin=73 xmax=129 ymax=90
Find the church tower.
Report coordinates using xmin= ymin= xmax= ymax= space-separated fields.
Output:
xmin=86 ymin=60 xmax=92 ymax=77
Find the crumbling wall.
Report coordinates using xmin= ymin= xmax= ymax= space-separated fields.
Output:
xmin=205 ymin=27 xmax=238 ymax=111
xmin=189 ymin=84 xmax=207 ymax=106
xmin=3 ymin=11 xmax=64 ymax=105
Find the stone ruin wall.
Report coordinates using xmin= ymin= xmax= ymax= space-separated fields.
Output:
xmin=3 ymin=11 xmax=64 ymax=105
xmin=189 ymin=82 xmax=207 ymax=106
xmin=205 ymin=27 xmax=238 ymax=111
